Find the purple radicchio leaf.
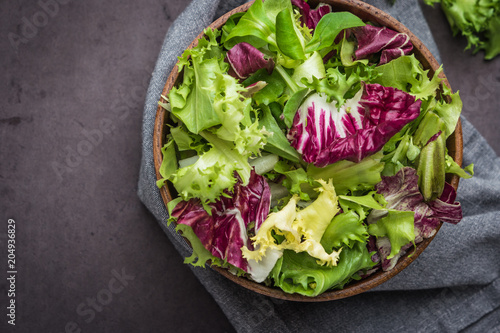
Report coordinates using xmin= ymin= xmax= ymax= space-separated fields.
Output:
xmin=428 ymin=183 xmax=462 ymax=225
xmin=171 ymin=170 xmax=271 ymax=272
xmin=226 ymin=42 xmax=274 ymax=80
xmin=353 ymin=24 xmax=413 ymax=65
xmin=369 ymin=167 xmax=463 ymax=271
xmin=358 ymin=235 xmax=382 ymax=278
xmin=287 ymin=83 xmax=421 ymax=167
xmin=367 ymin=235 xmax=380 ymax=265
xmin=427 ymin=130 xmax=443 ymax=145
xmin=376 ymin=237 xmax=413 ymax=271
xmin=291 ymin=0 xmax=331 ymax=30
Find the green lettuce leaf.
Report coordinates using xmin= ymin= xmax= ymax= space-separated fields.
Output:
xmin=212 ymin=73 xmax=252 ymax=129
xmin=308 ymin=151 xmax=385 ymax=195
xmin=175 ymin=223 xmax=216 ymax=268
xmin=290 ymin=51 xmax=326 ymax=88
xmin=340 ymin=35 xmax=369 ymax=67
xmin=483 ymin=11 xmax=500 ymax=59
xmin=224 ymin=0 xmax=278 ymax=49
xmin=242 ymin=68 xmax=287 ymax=106
xmin=170 ymin=131 xmax=252 ymax=205
xmin=259 ymin=105 xmax=301 ymax=162
xmin=321 ymin=210 xmax=369 ymax=251
xmin=175 ymin=224 xmax=246 ymax=277
xmin=282 ymin=88 xmax=309 ymax=127
xmin=170 ymin=125 xmax=208 ymax=154
xmin=271 ymin=241 xmax=374 ymax=296
xmin=274 ymin=160 xmax=314 ymax=200
xmin=305 ymin=12 xmax=365 ymax=53
xmin=372 ymin=54 xmax=443 ymax=100
xmin=169 ymin=29 xmax=226 ymax=134
xmin=276 ymin=8 xmax=306 ymax=60
xmin=382 ymin=129 xmax=421 ymax=177
xmin=368 ymin=210 xmax=415 ymax=259
xmin=301 ymin=61 xmax=379 ymax=106
xmin=432 ymin=90 xmax=463 ymax=138
xmin=156 ymin=137 xmax=177 ymax=188
xmin=413 ymin=112 xmax=447 ymax=147
xmin=445 ymin=154 xmax=474 ymax=179
xmin=339 ymin=192 xmax=386 ymax=211
xmin=338 ymin=191 xmax=387 ymax=221
xmin=211 ymin=73 xmax=269 ymax=157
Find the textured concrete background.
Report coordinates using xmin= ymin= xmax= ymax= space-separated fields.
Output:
xmin=1 ymin=0 xmax=499 ymax=332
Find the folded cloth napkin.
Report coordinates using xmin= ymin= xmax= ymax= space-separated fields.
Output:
xmin=138 ymin=1 xmax=500 ymax=332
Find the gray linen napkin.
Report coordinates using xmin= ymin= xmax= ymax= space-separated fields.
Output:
xmin=138 ymin=1 xmax=500 ymax=332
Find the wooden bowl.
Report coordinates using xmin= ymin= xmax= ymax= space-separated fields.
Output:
xmin=153 ymin=0 xmax=463 ymax=301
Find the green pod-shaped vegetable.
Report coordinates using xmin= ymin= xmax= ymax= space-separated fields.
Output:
xmin=417 ymin=131 xmax=446 ymax=201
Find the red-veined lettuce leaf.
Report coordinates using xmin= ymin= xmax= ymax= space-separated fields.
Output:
xmin=368 ymin=167 xmax=462 ymax=271
xmin=170 ymin=171 xmax=272 ymax=280
xmin=353 ymin=24 xmax=413 ymax=65
xmin=291 ymin=0 xmax=332 ymax=30
xmin=227 ymin=42 xmax=274 ymax=79
xmin=287 ymin=83 xmax=421 ymax=167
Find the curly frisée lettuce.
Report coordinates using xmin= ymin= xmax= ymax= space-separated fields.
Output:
xmin=158 ymin=131 xmax=259 ymax=206
xmin=157 ymin=0 xmax=471 ymax=297
xmin=241 ymin=179 xmax=341 ymax=267
xmin=424 ymin=0 xmax=500 ymax=59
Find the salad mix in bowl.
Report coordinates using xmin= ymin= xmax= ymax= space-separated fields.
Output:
xmin=155 ymin=0 xmax=474 ymax=298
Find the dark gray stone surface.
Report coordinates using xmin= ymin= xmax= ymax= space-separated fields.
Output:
xmin=1 ymin=0 xmax=234 ymax=332
xmin=0 ymin=0 xmax=498 ymax=332
xmin=420 ymin=2 xmax=500 ymax=155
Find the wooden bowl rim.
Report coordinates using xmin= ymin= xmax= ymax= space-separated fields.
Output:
xmin=153 ymin=0 xmax=463 ymax=302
